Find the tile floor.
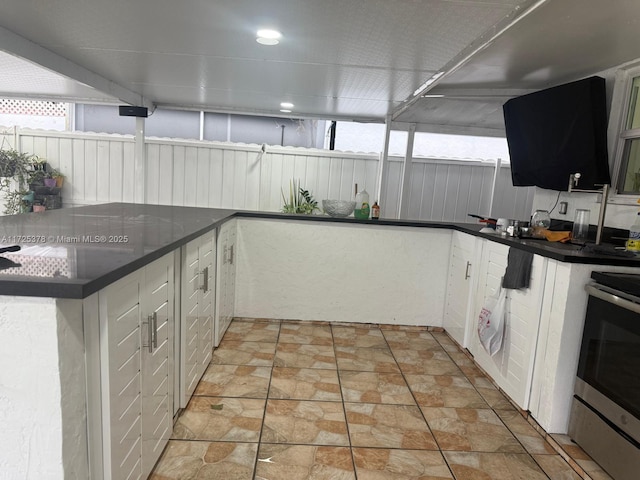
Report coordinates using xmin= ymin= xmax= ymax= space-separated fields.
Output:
xmin=150 ymin=319 xmax=612 ymax=480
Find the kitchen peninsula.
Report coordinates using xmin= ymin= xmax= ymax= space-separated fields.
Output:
xmin=2 ymin=202 xmax=640 ymax=479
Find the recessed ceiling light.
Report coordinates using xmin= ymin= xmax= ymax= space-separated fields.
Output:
xmin=256 ymin=29 xmax=282 ymax=45
xmin=280 ymin=109 xmax=292 ymax=113
xmin=280 ymin=102 xmax=294 ymax=109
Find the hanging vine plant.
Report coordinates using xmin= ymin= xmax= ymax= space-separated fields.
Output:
xmin=0 ymin=149 xmax=38 ymax=215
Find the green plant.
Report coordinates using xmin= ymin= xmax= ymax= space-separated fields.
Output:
xmin=0 ymin=149 xmax=37 ymax=214
xmin=0 ymin=149 xmax=31 ymax=181
xmin=281 ymin=179 xmax=318 ymax=214
xmin=49 ymin=168 xmax=64 ymax=179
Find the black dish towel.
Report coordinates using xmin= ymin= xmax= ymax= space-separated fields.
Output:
xmin=502 ymin=247 xmax=533 ymax=289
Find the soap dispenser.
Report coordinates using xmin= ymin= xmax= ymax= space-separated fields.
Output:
xmin=354 ymin=184 xmax=370 ymax=220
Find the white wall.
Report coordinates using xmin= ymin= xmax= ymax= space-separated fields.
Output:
xmin=0 ymin=127 xmax=534 ymax=223
xmin=0 ymin=297 xmax=87 ymax=480
xmin=234 ymin=218 xmax=452 ymax=325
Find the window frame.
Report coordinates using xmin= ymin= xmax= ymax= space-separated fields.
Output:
xmin=610 ymin=62 xmax=640 ymax=202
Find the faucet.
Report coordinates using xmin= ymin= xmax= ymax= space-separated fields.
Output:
xmin=568 ymin=173 xmax=610 ymax=245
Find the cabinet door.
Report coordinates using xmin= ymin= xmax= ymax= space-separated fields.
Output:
xmin=197 ymin=233 xmax=215 ymax=378
xmin=141 ymin=253 xmax=174 ymax=479
xmin=180 ymin=231 xmax=216 ymax=407
xmin=99 ymin=271 xmax=144 ymax=480
xmin=215 ymin=220 xmax=236 ymax=346
xmin=181 ymin=238 xmax=201 ymax=403
xmin=469 ymin=240 xmax=547 ymax=409
xmin=443 ymin=231 xmax=477 ymax=347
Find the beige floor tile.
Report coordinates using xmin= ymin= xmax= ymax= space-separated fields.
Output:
xmin=223 ymin=320 xmax=280 ymax=343
xmin=194 ymin=364 xmax=271 ymax=398
xmin=447 ymin=351 xmax=477 ymax=369
xmin=405 ymin=374 xmax=488 ymax=408
xmin=279 ymin=323 xmax=333 ymax=345
xmin=345 ymin=402 xmax=438 ymax=450
xmin=275 ymin=343 xmax=337 ymax=369
xmin=353 ymin=448 xmax=454 ymax=480
xmin=255 ymin=444 xmax=355 ymax=480
xmin=467 ymin=376 xmax=516 ymax=410
xmin=443 ymin=451 xmax=549 ymax=480
xmin=152 ymin=320 xmax=589 ymax=480
xmin=382 ymin=329 xmax=443 ymax=351
xmin=269 ymin=367 xmax=341 ymax=401
xmin=421 ymin=407 xmax=524 ymax=453
xmin=261 ymin=399 xmax=349 ymax=446
xmin=339 ymin=371 xmax=415 ymax=404
xmin=150 ymin=440 xmax=257 ymax=480
xmin=393 ymin=349 xmax=462 ymax=375
xmin=172 ymin=396 xmax=265 ymax=442
xmin=212 ymin=340 xmax=276 ymax=366
xmin=431 ymin=331 xmax=461 ymax=352
xmin=332 ymin=325 xmax=388 ymax=348
xmin=496 ymin=410 xmax=556 ymax=455
xmin=458 ymin=363 xmax=489 ymax=378
xmin=335 ymin=346 xmax=400 ymax=372
xmin=532 ymin=454 xmax=583 ymax=480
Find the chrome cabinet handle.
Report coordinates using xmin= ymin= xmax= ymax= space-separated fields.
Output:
xmin=200 ymin=266 xmax=209 ymax=292
xmin=465 ymin=261 xmax=472 ymax=280
xmin=143 ymin=314 xmax=153 ymax=353
xmin=229 ymin=245 xmax=234 ymax=265
xmin=152 ymin=311 xmax=158 ymax=350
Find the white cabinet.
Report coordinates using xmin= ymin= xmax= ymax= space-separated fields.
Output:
xmin=180 ymin=231 xmax=216 ymax=406
xmin=443 ymin=231 xmax=479 ymax=347
xmin=468 ymin=240 xmax=547 ymax=409
xmin=215 ymin=219 xmax=237 ymax=346
xmin=87 ymin=252 xmax=175 ymax=480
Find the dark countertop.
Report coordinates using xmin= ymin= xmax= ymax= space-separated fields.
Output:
xmin=0 ymin=203 xmax=236 ymax=298
xmin=239 ymin=211 xmax=640 ymax=266
xmin=0 ymin=203 xmax=638 ymax=299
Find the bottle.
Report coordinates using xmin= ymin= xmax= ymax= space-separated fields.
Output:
xmin=354 ymin=185 xmax=370 ymax=220
xmin=371 ymin=201 xmax=380 ymax=220
xmin=627 ymin=212 xmax=640 ymax=252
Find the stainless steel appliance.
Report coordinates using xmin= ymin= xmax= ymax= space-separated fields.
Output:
xmin=569 ymin=272 xmax=640 ymax=480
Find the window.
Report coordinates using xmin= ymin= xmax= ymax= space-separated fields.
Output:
xmin=615 ymin=74 xmax=640 ymax=194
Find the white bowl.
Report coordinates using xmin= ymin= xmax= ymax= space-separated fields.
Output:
xmin=322 ymin=199 xmax=356 ymax=217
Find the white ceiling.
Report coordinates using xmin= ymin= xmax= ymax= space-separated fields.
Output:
xmin=1 ymin=0 xmax=640 ymax=136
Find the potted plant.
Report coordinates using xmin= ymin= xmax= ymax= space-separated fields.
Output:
xmin=50 ymin=168 xmax=65 ymax=188
xmin=44 ymin=173 xmax=57 ymax=188
xmin=281 ymin=179 xmax=318 ymax=214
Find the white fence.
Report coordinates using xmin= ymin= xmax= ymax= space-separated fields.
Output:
xmin=0 ymin=127 xmax=534 ymax=222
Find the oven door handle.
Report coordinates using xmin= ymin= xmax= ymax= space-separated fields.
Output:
xmin=585 ymin=284 xmax=640 ymax=315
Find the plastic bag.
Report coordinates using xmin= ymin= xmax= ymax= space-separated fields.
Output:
xmin=477 ymin=286 xmax=507 ymax=356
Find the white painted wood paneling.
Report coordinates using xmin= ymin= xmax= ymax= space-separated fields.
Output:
xmin=7 ymin=128 xmax=533 ymax=222
xmin=469 ymin=240 xmax=548 ymax=409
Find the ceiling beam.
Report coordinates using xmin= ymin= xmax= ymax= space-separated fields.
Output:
xmin=426 ymin=88 xmax=539 ymax=100
xmin=0 ymin=25 xmax=155 ymax=111
xmin=391 ymin=121 xmax=505 ymax=138
xmin=391 ymin=0 xmax=549 ymax=120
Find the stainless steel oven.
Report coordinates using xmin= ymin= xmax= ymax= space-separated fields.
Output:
xmin=569 ymin=272 xmax=640 ymax=480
